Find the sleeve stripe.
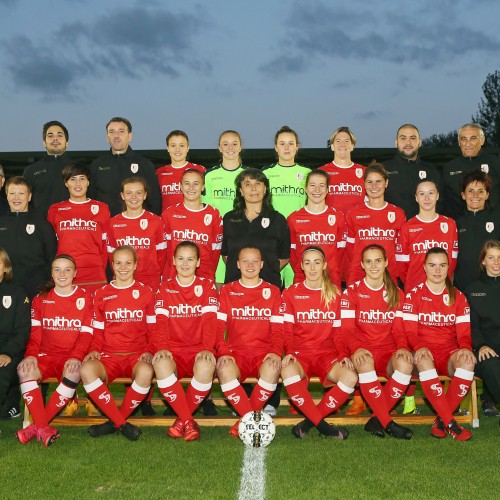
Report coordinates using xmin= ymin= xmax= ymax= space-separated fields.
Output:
xmin=402 ymin=313 xmax=418 ymax=322
xmin=396 ymin=254 xmax=410 ymax=262
xmin=155 ymin=307 xmax=169 ymax=317
xmin=217 ymin=312 xmax=227 ymax=321
xmin=346 ymin=236 xmax=355 ymax=244
xmin=80 ymin=326 xmax=93 ymax=334
xmin=31 ymin=319 xmax=41 ymax=326
xmin=156 ymin=242 xmax=167 ymax=250
xmin=146 ymin=315 xmax=156 ymax=324
xmin=92 ymin=320 xmax=105 ymax=329
xmin=456 ymin=315 xmax=470 ymax=324
xmin=340 ymin=310 xmax=355 ymax=319
xmin=270 ymin=315 xmax=284 ymax=324
xmin=332 ymin=319 xmax=341 ymax=327
xmin=283 ymin=313 xmax=295 ymax=324
xmin=202 ymin=305 xmax=218 ymax=314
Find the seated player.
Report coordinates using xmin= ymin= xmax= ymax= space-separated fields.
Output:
xmin=403 ymin=247 xmax=476 ymax=441
xmin=80 ymin=246 xmax=156 ymax=441
xmin=16 ymin=255 xmax=93 ymax=446
xmin=216 ymin=246 xmax=283 ymax=437
xmin=281 ymin=246 xmax=357 ymax=439
xmin=152 ymin=241 xmax=218 ymax=441
xmin=339 ymin=245 xmax=413 ymax=439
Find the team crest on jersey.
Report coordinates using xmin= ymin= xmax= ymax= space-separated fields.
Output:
xmin=76 ymin=297 xmax=85 ymax=310
xmin=132 ymin=290 xmax=140 ymax=299
xmin=262 ymin=288 xmax=271 ymax=300
xmin=355 ymin=168 xmax=363 ymax=178
xmin=440 ymin=222 xmax=448 ymax=234
xmin=140 ymin=219 xmax=148 ymax=230
xmin=443 ymin=294 xmax=449 ymax=306
xmin=296 ymin=172 xmax=303 ymax=181
xmin=486 ymin=222 xmax=494 ymax=233
xmin=131 ymin=163 xmax=139 ymax=173
xmin=91 ymin=204 xmax=99 ymax=215
xmin=204 ymin=214 xmax=212 ymax=226
xmin=2 ymin=296 xmax=12 ymax=309
xmin=419 ymin=170 xmax=427 ymax=179
xmin=194 ymin=285 xmax=203 ymax=297
xmin=481 ymin=164 xmax=489 ymax=174
xmin=26 ymin=224 xmax=35 ymax=235
xmin=328 ymin=214 xmax=336 ymax=226
xmin=261 ymin=218 xmax=270 ymax=228
xmin=388 ymin=211 xmax=395 ymax=223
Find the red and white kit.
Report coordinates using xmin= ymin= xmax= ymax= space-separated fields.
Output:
xmin=107 ymin=210 xmax=167 ymax=291
xmin=345 ymin=202 xmax=406 ymax=285
xmin=162 ymin=203 xmax=222 ymax=281
xmin=395 ymin=215 xmax=458 ymax=292
xmin=287 ymin=206 xmax=346 ymax=288
xmin=156 ymin=162 xmax=206 ymax=211
xmin=47 ymin=199 xmax=110 ymax=286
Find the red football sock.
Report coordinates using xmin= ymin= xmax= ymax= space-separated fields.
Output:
xmin=157 ymin=374 xmax=191 ymax=421
xmin=250 ymin=379 xmax=277 ymax=411
xmin=20 ymin=381 xmax=49 ymax=429
xmin=419 ymin=369 xmax=454 ymax=426
xmin=221 ymin=380 xmax=253 ymax=417
xmin=84 ymin=379 xmax=126 ymax=427
xmin=405 ymin=382 xmax=416 ymax=397
xmin=45 ymin=382 xmax=77 ymax=422
xmin=186 ymin=378 xmax=212 ymax=414
xmin=384 ymin=371 xmax=411 ymax=411
xmin=317 ymin=381 xmax=354 ymax=417
xmin=120 ymin=381 xmax=150 ymax=419
xmin=359 ymin=371 xmax=391 ymax=428
xmin=446 ymin=368 xmax=474 ymax=413
xmin=283 ymin=376 xmax=322 ymax=426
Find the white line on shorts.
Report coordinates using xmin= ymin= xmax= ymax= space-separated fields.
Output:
xmin=238 ymin=447 xmax=267 ymax=500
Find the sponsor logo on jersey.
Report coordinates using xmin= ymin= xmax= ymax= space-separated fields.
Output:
xmin=329 ymin=183 xmax=363 ymax=194
xmin=172 ymin=228 xmax=209 ymax=242
xmin=388 ymin=211 xmax=395 ymax=223
xmin=356 ymin=168 xmax=363 ymax=178
xmin=297 ymin=309 xmax=336 ymax=321
xmin=116 ymin=235 xmax=151 ymax=247
xmin=140 ymin=219 xmax=148 ymax=230
xmin=270 ymin=185 xmax=305 ymax=196
xmin=131 ymin=163 xmax=138 ymax=173
xmin=359 ymin=309 xmax=396 ymax=322
xmin=419 ymin=311 xmax=455 ymax=324
xmin=328 ymin=214 xmax=336 ymax=226
xmin=419 ymin=170 xmax=427 ymax=179
xmin=26 ymin=224 xmax=35 ymax=235
xmin=59 ymin=218 xmax=98 ymax=229
xmin=232 ymin=305 xmax=272 ymax=318
xmin=368 ymin=387 xmax=382 ymax=398
xmin=440 ymin=222 xmax=448 ymax=234
xmin=261 ymin=218 xmax=270 ymax=228
xmin=412 ymin=240 xmax=448 ymax=252
xmin=168 ymin=304 xmax=202 ymax=315
xmin=91 ymin=204 xmax=99 ymax=215
xmin=403 ymin=303 xmax=413 ymax=312
xmin=103 ymin=295 xmax=118 ymax=301
xmin=98 ymin=391 xmax=111 ymax=404
xmin=340 ymin=299 xmax=350 ymax=308
xmin=443 ymin=294 xmax=449 ymax=306
xmin=430 ymin=383 xmax=442 ymax=396
xmin=209 ymin=297 xmax=218 ymax=306
xmin=76 ymin=297 xmax=85 ymax=310
xmin=409 ymin=227 xmax=424 ymax=233
xmin=204 ymin=214 xmax=212 ymax=226
xmin=2 ymin=296 xmax=12 ymax=308
xmin=213 ymin=187 xmax=236 ymax=198
xmin=358 ymin=227 xmax=395 ymax=238
xmin=42 ymin=317 xmax=82 ymax=329
xmin=481 ymin=164 xmax=489 ymax=174
xmin=194 ymin=285 xmax=202 ymax=297
xmin=262 ymin=288 xmax=271 ymax=300
xmin=299 ymin=231 xmax=337 ymax=243
xmin=469 ymin=292 xmax=486 ymax=297
xmin=105 ymin=308 xmax=144 ymax=320
xmin=486 ymin=222 xmax=494 ymax=233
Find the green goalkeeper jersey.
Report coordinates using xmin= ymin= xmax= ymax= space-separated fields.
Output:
xmin=203 ymin=164 xmax=246 ymax=216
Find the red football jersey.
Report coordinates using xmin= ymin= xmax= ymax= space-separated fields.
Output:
xmin=162 ymin=203 xmax=222 ymax=281
xmin=287 ymin=206 xmax=346 ymax=289
xmin=395 ymin=215 xmax=458 ymax=291
xmin=154 ymin=276 xmax=217 ymax=352
xmin=91 ymin=281 xmax=156 ymax=354
xmin=345 ymin=202 xmax=406 ymax=284
xmin=339 ymin=279 xmax=407 ymax=360
xmin=402 ymin=282 xmax=472 ymax=352
xmin=26 ymin=286 xmax=94 ymax=361
xmin=216 ymin=279 xmax=283 ymax=357
xmin=156 ymin=162 xmax=206 ymax=211
xmin=318 ymin=162 xmax=367 ymax=214
xmin=281 ymin=281 xmax=341 ymax=355
xmin=107 ymin=210 xmax=167 ymax=291
xmin=47 ymin=199 xmax=110 ymax=284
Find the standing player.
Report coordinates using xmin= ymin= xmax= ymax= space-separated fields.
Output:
xmin=152 ymin=242 xmax=218 ymax=441
xmin=403 ymin=248 xmax=476 ymax=441
xmin=162 ymin=169 xmax=222 ymax=281
xmin=287 ymin=169 xmax=346 ymax=289
xmin=396 ymin=180 xmax=458 ymax=293
xmin=339 ymin=245 xmax=413 ymax=439
xmin=16 ymin=255 xmax=93 ymax=446
xmin=47 ymin=163 xmax=110 ymax=294
xmin=108 ymin=177 xmax=167 ymax=292
xmin=156 ymin=130 xmax=206 ymax=212
xmin=281 ymin=246 xmax=357 ymax=439
xmin=345 ymin=162 xmax=405 ymax=285
xmin=216 ymin=246 xmax=283 ymax=436
xmin=80 ymin=246 xmax=156 ymax=441
xmin=318 ymin=126 xmax=366 ymax=215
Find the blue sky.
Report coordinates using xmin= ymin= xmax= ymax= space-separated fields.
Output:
xmin=1 ymin=0 xmax=499 ymax=152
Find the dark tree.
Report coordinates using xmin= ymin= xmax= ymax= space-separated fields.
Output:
xmin=473 ymin=70 xmax=500 ymax=146
xmin=422 ymin=131 xmax=457 ymax=148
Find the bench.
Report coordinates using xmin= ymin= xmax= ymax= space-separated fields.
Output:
xmin=23 ymin=376 xmax=480 ymax=429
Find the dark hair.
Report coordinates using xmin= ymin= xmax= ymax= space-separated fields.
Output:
xmin=361 ymin=244 xmax=400 ymax=310
xmin=166 ymin=130 xmax=189 ymax=146
xmin=181 ymin=168 xmax=205 ymax=182
xmin=5 ymin=176 xmax=31 ymax=194
xmin=415 ymin=178 xmax=439 ymax=194
xmin=62 ymin=163 xmax=90 ymax=182
xmin=237 ymin=245 xmax=262 ymax=260
xmin=479 ymin=239 xmax=500 ymax=275
xmin=106 ymin=117 xmax=132 ymax=133
xmin=460 ymin=169 xmax=492 ymax=195
xmin=233 ymin=168 xmax=273 ymax=214
xmin=307 ymin=169 xmax=329 ymax=185
xmin=121 ymin=176 xmax=148 ymax=193
xmin=174 ymin=240 xmax=200 ymax=259
xmin=43 ymin=121 xmax=69 ymax=141
xmin=274 ymin=125 xmax=299 ymax=146
xmin=218 ymin=129 xmax=242 ymax=147
xmin=425 ymin=247 xmax=455 ymax=305
xmin=396 ymin=123 xmax=420 ymax=139
xmin=0 ymin=247 xmax=13 ymax=282
xmin=302 ymin=246 xmax=339 ymax=307
xmin=364 ymin=161 xmax=388 ymax=182
xmin=39 ymin=254 xmax=77 ymax=296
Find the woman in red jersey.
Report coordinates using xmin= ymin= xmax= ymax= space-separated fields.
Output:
xmin=216 ymin=246 xmax=283 ymax=437
xmin=80 ymin=246 xmax=156 ymax=441
xmin=403 ymin=247 xmax=476 ymax=441
xmin=280 ymin=246 xmax=357 ymax=439
xmin=339 ymin=244 xmax=413 ymax=439
xmin=288 ymin=169 xmax=346 ymax=289
xmin=107 ymin=177 xmax=167 ymax=291
xmin=17 ymin=254 xmax=93 ymax=446
xmin=152 ymin=241 xmax=218 ymax=441
xmin=396 ymin=179 xmax=457 ymax=293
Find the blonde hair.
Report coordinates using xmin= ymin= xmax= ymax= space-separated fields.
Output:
xmin=302 ymin=246 xmax=339 ymax=308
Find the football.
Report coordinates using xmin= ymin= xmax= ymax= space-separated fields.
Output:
xmin=238 ymin=411 xmax=276 ymax=447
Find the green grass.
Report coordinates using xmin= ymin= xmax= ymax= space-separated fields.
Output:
xmin=1 ymin=414 xmax=498 ymax=499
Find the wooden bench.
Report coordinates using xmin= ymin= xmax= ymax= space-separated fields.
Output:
xmin=23 ymin=376 xmax=480 ymax=429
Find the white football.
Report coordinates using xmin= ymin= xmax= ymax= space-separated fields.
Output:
xmin=238 ymin=411 xmax=276 ymax=447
